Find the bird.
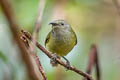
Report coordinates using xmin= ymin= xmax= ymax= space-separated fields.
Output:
xmin=45 ymin=20 xmax=77 ymax=67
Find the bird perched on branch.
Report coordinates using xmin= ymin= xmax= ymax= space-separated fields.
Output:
xmin=45 ymin=20 xmax=77 ymax=68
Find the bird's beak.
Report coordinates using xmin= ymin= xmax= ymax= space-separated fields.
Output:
xmin=49 ymin=22 xmax=58 ymax=26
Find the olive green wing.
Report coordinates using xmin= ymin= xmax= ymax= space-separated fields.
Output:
xmin=74 ymin=32 xmax=77 ymax=45
xmin=75 ymin=34 xmax=77 ymax=45
xmin=71 ymin=28 xmax=77 ymax=45
xmin=45 ymin=32 xmax=51 ymax=47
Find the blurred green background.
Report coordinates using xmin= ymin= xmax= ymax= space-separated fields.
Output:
xmin=0 ymin=0 xmax=120 ymax=80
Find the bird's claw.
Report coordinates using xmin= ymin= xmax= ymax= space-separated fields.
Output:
xmin=50 ymin=53 xmax=59 ymax=67
xmin=62 ymin=57 xmax=71 ymax=70
xmin=66 ymin=61 xmax=71 ymax=70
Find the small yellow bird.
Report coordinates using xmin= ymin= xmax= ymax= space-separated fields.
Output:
xmin=45 ymin=20 xmax=77 ymax=67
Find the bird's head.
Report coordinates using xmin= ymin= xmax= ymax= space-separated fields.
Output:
xmin=49 ymin=20 xmax=70 ymax=30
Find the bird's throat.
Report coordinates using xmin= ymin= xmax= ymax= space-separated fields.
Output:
xmin=52 ymin=28 xmax=71 ymax=41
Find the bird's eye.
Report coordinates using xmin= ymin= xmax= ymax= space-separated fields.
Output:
xmin=61 ymin=23 xmax=64 ymax=25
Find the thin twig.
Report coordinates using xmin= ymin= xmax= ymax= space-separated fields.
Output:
xmin=30 ymin=0 xmax=45 ymax=53
xmin=94 ymin=45 xmax=101 ymax=80
xmin=112 ymin=0 xmax=120 ymax=15
xmin=21 ymin=30 xmax=94 ymax=80
xmin=21 ymin=35 xmax=47 ymax=80
xmin=29 ymin=0 xmax=47 ymax=79
xmin=83 ymin=45 xmax=101 ymax=80
xmin=34 ymin=55 xmax=47 ymax=80
xmin=0 ymin=0 xmax=41 ymax=80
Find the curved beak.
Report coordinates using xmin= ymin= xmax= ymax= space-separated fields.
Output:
xmin=49 ymin=22 xmax=58 ymax=26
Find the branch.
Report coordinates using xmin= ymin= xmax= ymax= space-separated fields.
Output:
xmin=0 ymin=0 xmax=41 ymax=80
xmin=21 ymin=35 xmax=47 ymax=80
xmin=34 ymin=54 xmax=47 ymax=80
xmin=94 ymin=45 xmax=101 ymax=80
xmin=112 ymin=0 xmax=120 ymax=15
xmin=21 ymin=30 xmax=94 ymax=80
xmin=27 ymin=0 xmax=47 ymax=79
xmin=83 ymin=45 xmax=101 ymax=80
xmin=30 ymin=0 xmax=45 ymax=53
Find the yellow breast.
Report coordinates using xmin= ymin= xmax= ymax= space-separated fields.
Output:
xmin=45 ymin=29 xmax=77 ymax=56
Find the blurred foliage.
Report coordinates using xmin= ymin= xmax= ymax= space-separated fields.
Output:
xmin=0 ymin=51 xmax=8 ymax=63
xmin=0 ymin=0 xmax=120 ymax=80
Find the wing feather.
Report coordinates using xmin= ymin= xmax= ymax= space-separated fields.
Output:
xmin=45 ymin=32 xmax=51 ymax=46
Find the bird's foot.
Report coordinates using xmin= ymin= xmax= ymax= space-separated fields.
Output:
xmin=62 ymin=57 xmax=71 ymax=70
xmin=50 ymin=53 xmax=59 ymax=67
